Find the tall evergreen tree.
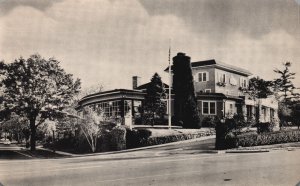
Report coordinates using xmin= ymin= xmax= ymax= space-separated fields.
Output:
xmin=172 ymin=53 xmax=200 ymax=128
xmin=273 ymin=62 xmax=298 ymax=102
xmin=143 ymin=73 xmax=166 ymax=125
xmin=273 ymin=62 xmax=299 ymax=128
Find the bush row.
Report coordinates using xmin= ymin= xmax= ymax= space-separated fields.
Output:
xmin=126 ymin=129 xmax=215 ymax=148
xmin=225 ymin=129 xmax=300 ymax=148
xmin=146 ymin=132 xmax=214 ymax=146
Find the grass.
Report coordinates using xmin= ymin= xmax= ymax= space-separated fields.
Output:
xmin=21 ymin=149 xmax=69 ymax=159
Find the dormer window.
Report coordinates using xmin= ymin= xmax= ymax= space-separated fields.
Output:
xmin=197 ymin=72 xmax=209 ymax=82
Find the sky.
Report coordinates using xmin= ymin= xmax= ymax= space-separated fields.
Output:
xmin=0 ymin=0 xmax=300 ymax=91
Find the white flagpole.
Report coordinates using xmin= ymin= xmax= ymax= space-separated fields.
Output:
xmin=168 ymin=41 xmax=172 ymax=129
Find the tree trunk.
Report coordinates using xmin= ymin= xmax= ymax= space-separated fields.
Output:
xmin=17 ymin=132 xmax=20 ymax=144
xmin=92 ymin=145 xmax=96 ymax=153
xmin=30 ymin=117 xmax=36 ymax=151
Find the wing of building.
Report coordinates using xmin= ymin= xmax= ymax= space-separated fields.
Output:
xmin=166 ymin=53 xmax=279 ymax=128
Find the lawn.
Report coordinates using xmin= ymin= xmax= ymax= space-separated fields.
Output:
xmin=20 ymin=149 xmax=70 ymax=159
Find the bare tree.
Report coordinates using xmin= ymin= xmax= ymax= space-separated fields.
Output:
xmin=79 ymin=107 xmax=105 ymax=153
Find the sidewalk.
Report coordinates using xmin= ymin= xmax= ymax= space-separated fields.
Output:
xmin=39 ymin=135 xmax=216 ymax=157
xmin=0 ymin=144 xmax=22 ymax=151
xmin=224 ymin=141 xmax=300 ymax=153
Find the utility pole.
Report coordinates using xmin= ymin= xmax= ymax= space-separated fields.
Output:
xmin=168 ymin=41 xmax=172 ymax=129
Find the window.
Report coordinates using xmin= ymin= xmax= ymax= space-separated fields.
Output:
xmin=240 ymin=77 xmax=248 ymax=88
xmin=270 ymin=109 xmax=275 ymax=120
xmin=261 ymin=107 xmax=267 ymax=121
xmin=246 ymin=105 xmax=253 ymax=120
xmin=205 ymin=89 xmax=211 ymax=93
xmin=229 ymin=75 xmax=237 ymax=86
xmin=197 ymin=72 xmax=209 ymax=82
xmin=202 ymin=101 xmax=216 ymax=115
xmin=96 ymin=100 xmax=121 ymax=118
xmin=124 ymin=100 xmax=132 ymax=116
xmin=218 ymin=72 xmax=226 ymax=83
xmin=229 ymin=104 xmax=233 ymax=113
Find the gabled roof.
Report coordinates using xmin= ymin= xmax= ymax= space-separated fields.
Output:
xmin=165 ymin=59 xmax=252 ymax=76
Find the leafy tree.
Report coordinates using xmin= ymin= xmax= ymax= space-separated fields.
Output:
xmin=143 ymin=73 xmax=167 ymax=126
xmin=291 ymin=103 xmax=300 ymax=129
xmin=239 ymin=76 xmax=274 ymax=124
xmin=79 ymin=83 xmax=104 ymax=97
xmin=278 ymin=102 xmax=293 ymax=129
xmin=0 ymin=114 xmax=28 ymax=143
xmin=273 ymin=62 xmax=298 ymax=102
xmin=172 ymin=53 xmax=200 ymax=128
xmin=246 ymin=77 xmax=274 ymax=99
xmin=0 ymin=54 xmax=81 ymax=150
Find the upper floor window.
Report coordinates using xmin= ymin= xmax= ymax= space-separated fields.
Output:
xmin=197 ymin=72 xmax=209 ymax=82
xmin=217 ymin=72 xmax=226 ymax=83
xmin=240 ymin=77 xmax=248 ymax=88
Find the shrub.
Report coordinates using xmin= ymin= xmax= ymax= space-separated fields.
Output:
xmin=225 ymin=129 xmax=300 ymax=148
xmin=126 ymin=128 xmax=152 ymax=148
xmin=49 ymin=134 xmax=91 ymax=153
xmin=255 ymin=122 xmax=274 ymax=134
xmin=202 ymin=116 xmax=220 ymax=128
xmin=109 ymin=126 xmax=127 ymax=151
xmin=224 ymin=132 xmax=238 ymax=149
xmin=215 ymin=113 xmax=254 ymax=149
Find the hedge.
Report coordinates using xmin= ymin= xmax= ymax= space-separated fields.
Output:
xmin=126 ymin=128 xmax=215 ymax=148
xmin=225 ymin=129 xmax=300 ymax=148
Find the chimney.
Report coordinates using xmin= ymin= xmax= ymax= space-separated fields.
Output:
xmin=132 ymin=76 xmax=140 ymax=89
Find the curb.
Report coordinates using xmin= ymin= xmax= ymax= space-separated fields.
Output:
xmin=225 ymin=149 xmax=269 ymax=153
xmin=42 ymin=135 xmax=216 ymax=157
xmin=36 ymin=147 xmax=79 ymax=157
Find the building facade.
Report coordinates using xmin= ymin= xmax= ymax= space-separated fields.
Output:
xmin=77 ymin=53 xmax=279 ymax=129
xmin=169 ymin=53 xmax=279 ymax=127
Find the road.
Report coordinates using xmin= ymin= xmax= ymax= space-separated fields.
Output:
xmin=0 ymin=139 xmax=299 ymax=186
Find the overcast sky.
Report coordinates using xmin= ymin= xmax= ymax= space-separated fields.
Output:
xmin=0 ymin=0 xmax=300 ymax=90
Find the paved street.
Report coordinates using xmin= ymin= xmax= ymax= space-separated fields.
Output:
xmin=0 ymin=139 xmax=299 ymax=186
